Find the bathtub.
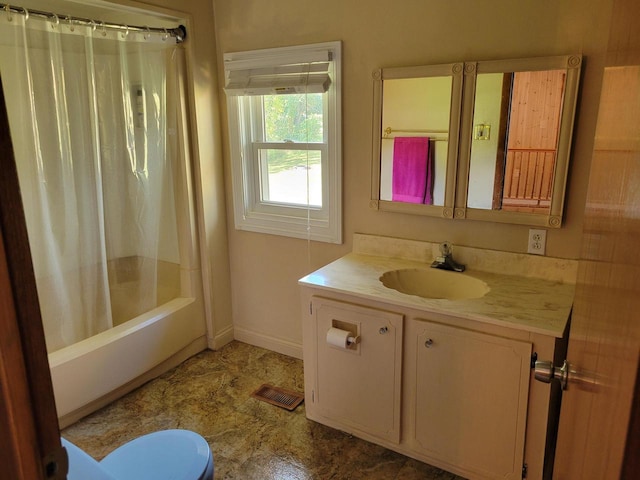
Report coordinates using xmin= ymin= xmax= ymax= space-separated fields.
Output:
xmin=49 ymin=258 xmax=207 ymax=428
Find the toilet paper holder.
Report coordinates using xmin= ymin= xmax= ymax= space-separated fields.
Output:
xmin=346 ymin=334 xmax=360 ymax=346
xmin=327 ymin=320 xmax=361 ymax=350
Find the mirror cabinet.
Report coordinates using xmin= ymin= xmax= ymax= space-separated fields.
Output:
xmin=371 ymin=55 xmax=582 ymax=227
xmin=371 ymin=63 xmax=463 ymax=218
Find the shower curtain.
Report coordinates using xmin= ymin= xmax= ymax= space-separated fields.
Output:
xmin=0 ymin=11 xmax=181 ymax=352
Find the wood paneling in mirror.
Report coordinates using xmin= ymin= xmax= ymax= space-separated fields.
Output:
xmin=501 ymin=70 xmax=565 ymax=213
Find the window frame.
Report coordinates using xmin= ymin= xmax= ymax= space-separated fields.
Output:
xmin=225 ymin=41 xmax=342 ymax=244
xmin=253 ymin=141 xmax=327 ymax=209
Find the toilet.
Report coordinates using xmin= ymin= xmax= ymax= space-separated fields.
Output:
xmin=62 ymin=429 xmax=214 ymax=480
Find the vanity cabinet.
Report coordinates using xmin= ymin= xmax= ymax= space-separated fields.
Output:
xmin=305 ymin=296 xmax=404 ymax=443
xmin=405 ymin=318 xmax=532 ymax=480
xmin=301 ymin=286 xmax=565 ymax=480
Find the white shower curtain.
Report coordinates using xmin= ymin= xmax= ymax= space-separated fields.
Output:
xmin=0 ymin=11 xmax=181 ymax=352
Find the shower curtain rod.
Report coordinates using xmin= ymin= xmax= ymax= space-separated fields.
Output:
xmin=0 ymin=3 xmax=186 ymax=43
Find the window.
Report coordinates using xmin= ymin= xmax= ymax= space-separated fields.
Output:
xmin=224 ymin=42 xmax=342 ymax=243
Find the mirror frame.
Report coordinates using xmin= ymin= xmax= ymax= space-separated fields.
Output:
xmin=371 ymin=55 xmax=582 ymax=228
xmin=370 ymin=63 xmax=464 ymax=218
xmin=456 ymin=54 xmax=582 ymax=227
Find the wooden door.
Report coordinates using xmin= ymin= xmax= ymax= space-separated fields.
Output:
xmin=553 ymin=1 xmax=640 ymax=477
xmin=0 ymin=79 xmax=67 ymax=478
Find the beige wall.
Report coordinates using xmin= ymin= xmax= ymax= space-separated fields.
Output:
xmin=213 ymin=0 xmax=615 ymax=356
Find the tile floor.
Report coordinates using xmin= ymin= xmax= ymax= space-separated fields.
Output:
xmin=62 ymin=341 xmax=464 ymax=479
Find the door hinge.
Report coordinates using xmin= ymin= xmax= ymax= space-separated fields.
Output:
xmin=522 ymin=462 xmax=528 ymax=479
xmin=530 ymin=352 xmax=538 ymax=369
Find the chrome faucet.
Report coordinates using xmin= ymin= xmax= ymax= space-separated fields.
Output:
xmin=430 ymin=241 xmax=465 ymax=272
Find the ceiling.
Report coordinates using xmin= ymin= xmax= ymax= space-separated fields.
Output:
xmin=5 ymin=0 xmax=183 ymax=29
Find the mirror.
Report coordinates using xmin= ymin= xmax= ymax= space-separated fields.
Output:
xmin=371 ymin=63 xmax=463 ymax=218
xmin=457 ymin=55 xmax=582 ymax=227
xmin=371 ymin=55 xmax=581 ymax=227
xmin=381 ymin=76 xmax=451 ymax=206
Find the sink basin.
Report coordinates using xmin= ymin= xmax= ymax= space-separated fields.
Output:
xmin=379 ymin=268 xmax=490 ymax=300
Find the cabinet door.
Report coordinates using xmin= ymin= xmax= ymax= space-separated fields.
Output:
xmin=311 ymin=296 xmax=403 ymax=443
xmin=408 ymin=319 xmax=531 ymax=479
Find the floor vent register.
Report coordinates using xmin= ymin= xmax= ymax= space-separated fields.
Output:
xmin=251 ymin=384 xmax=304 ymax=411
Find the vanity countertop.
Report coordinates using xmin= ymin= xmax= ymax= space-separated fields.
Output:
xmin=299 ymin=253 xmax=574 ymax=338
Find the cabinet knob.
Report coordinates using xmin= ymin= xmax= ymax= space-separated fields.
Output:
xmin=425 ymin=338 xmax=434 ymax=348
xmin=379 ymin=327 xmax=388 ymax=334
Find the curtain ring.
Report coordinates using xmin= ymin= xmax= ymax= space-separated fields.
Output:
xmin=121 ymin=25 xmax=129 ymax=38
xmin=50 ymin=13 xmax=59 ymax=28
xmin=4 ymin=5 xmax=13 ymax=22
xmin=162 ymin=28 xmax=168 ymax=41
xmin=66 ymin=16 xmax=74 ymax=32
xmin=22 ymin=7 xmax=28 ymax=21
xmin=89 ymin=19 xmax=96 ymax=31
xmin=143 ymin=26 xmax=151 ymax=40
xmin=100 ymin=21 xmax=107 ymax=37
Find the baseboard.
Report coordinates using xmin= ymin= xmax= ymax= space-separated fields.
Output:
xmin=233 ymin=326 xmax=303 ymax=359
xmin=58 ymin=336 xmax=208 ymax=429
xmin=209 ymin=323 xmax=234 ymax=350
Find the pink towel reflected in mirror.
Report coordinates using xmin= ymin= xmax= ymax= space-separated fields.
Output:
xmin=392 ymin=137 xmax=433 ymax=204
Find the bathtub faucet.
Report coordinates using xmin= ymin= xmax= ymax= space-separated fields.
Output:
xmin=430 ymin=241 xmax=465 ymax=272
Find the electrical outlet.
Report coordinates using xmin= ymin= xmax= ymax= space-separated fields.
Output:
xmin=528 ymin=229 xmax=547 ymax=255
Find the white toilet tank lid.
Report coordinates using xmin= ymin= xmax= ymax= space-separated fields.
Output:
xmin=100 ymin=429 xmax=212 ymax=480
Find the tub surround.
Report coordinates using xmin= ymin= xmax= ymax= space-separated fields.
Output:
xmin=300 ymin=233 xmax=576 ymax=338
xmin=108 ymin=257 xmax=182 ymax=327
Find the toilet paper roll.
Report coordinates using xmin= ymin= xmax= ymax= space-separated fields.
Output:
xmin=326 ymin=327 xmax=354 ymax=348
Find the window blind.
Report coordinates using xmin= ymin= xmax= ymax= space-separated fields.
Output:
xmin=224 ymin=48 xmax=333 ymax=96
